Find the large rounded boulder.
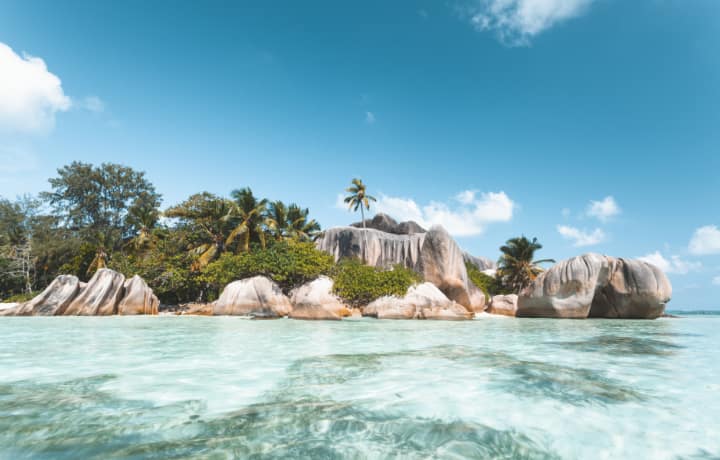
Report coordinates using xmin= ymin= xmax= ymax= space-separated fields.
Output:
xmin=289 ymin=276 xmax=350 ymax=320
xmin=0 ymin=275 xmax=82 ymax=316
xmin=118 ymin=275 xmax=159 ymax=315
xmin=487 ymin=294 xmax=518 ymax=317
xmin=213 ymin=276 xmax=292 ymax=318
xmin=63 ymin=269 xmax=126 ymax=316
xmin=420 ymin=226 xmax=481 ymax=312
xmin=364 ymin=282 xmax=473 ymax=320
xmin=517 ymin=254 xmax=672 ymax=319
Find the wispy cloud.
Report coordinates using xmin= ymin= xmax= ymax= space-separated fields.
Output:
xmin=637 ymin=251 xmax=702 ymax=275
xmin=365 ymin=111 xmax=376 ymax=124
xmin=557 ymin=225 xmax=605 ymax=247
xmin=80 ymin=95 xmax=105 ymax=113
xmin=461 ymin=0 xmax=595 ymax=46
xmin=0 ymin=42 xmax=71 ymax=134
xmin=713 ymin=275 xmax=720 ymax=286
xmin=338 ymin=189 xmax=515 ymax=237
xmin=586 ymin=196 xmax=620 ymax=222
xmin=689 ymin=225 xmax=720 ymax=255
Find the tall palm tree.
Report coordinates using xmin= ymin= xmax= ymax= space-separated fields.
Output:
xmin=165 ymin=192 xmax=234 ymax=269
xmin=226 ymin=187 xmax=268 ymax=252
xmin=343 ymin=178 xmax=376 ymax=262
xmin=497 ymin=236 xmax=555 ymax=293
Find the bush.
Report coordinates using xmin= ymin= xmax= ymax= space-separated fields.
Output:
xmin=465 ymin=262 xmax=510 ymax=300
xmin=200 ymin=240 xmax=334 ymax=296
xmin=2 ymin=291 xmax=38 ymax=303
xmin=331 ymin=259 xmax=422 ymax=307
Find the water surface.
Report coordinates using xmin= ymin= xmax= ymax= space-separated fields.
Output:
xmin=1 ymin=315 xmax=718 ymax=459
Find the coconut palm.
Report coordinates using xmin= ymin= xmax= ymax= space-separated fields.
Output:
xmin=344 ymin=178 xmax=376 ymax=262
xmin=265 ymin=200 xmax=289 ymax=241
xmin=286 ymin=204 xmax=321 ymax=241
xmin=226 ymin=187 xmax=268 ymax=252
xmin=497 ymin=236 xmax=555 ymax=293
xmin=126 ymin=192 xmax=160 ymax=251
xmin=164 ymin=192 xmax=234 ymax=269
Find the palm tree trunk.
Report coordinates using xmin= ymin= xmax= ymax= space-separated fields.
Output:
xmin=360 ymin=206 xmax=368 ymax=264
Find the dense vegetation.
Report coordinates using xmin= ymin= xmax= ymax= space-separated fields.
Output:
xmin=331 ymin=259 xmax=422 ymax=307
xmin=0 ymin=163 xmax=552 ymax=306
xmin=465 ymin=262 xmax=510 ymax=300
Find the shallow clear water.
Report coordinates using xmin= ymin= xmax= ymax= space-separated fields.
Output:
xmin=0 ymin=315 xmax=718 ymax=459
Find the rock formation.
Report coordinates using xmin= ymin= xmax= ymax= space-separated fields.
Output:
xmin=487 ymin=294 xmax=518 ymax=317
xmin=0 ymin=269 xmax=159 ymax=316
xmin=351 ymin=213 xmax=426 ymax=235
xmin=10 ymin=275 xmax=82 ymax=316
xmin=316 ymin=223 xmax=487 ymax=312
xmin=364 ymin=282 xmax=473 ymax=320
xmin=118 ymin=275 xmax=159 ymax=315
xmin=289 ymin=276 xmax=350 ymax=320
xmin=213 ymin=276 xmax=292 ymax=318
xmin=517 ymin=254 xmax=672 ymax=319
xmin=63 ymin=269 xmax=126 ymax=316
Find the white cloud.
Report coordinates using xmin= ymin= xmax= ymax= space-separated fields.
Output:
xmin=586 ymin=196 xmax=620 ymax=222
xmin=557 ymin=225 xmax=605 ymax=247
xmin=366 ymin=190 xmax=515 ymax=237
xmin=637 ymin=251 xmax=702 ymax=275
xmin=365 ymin=111 xmax=376 ymax=124
xmin=464 ymin=0 xmax=595 ymax=45
xmin=713 ymin=275 xmax=720 ymax=286
xmin=0 ymin=42 xmax=71 ymax=133
xmin=689 ymin=225 xmax=720 ymax=255
xmin=81 ymin=96 xmax=105 ymax=113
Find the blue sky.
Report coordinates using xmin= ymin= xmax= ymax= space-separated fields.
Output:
xmin=1 ymin=0 xmax=719 ymax=309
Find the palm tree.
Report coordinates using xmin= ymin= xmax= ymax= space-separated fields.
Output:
xmin=226 ymin=187 xmax=268 ymax=252
xmin=286 ymin=204 xmax=321 ymax=241
xmin=343 ymin=178 xmax=376 ymax=262
xmin=497 ymin=236 xmax=555 ymax=293
xmin=164 ymin=192 xmax=234 ymax=269
xmin=126 ymin=193 xmax=160 ymax=251
xmin=265 ymin=200 xmax=289 ymax=241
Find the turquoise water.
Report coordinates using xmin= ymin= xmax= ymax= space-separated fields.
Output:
xmin=0 ymin=315 xmax=718 ymax=459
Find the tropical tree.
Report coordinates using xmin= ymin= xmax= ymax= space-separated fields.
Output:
xmin=343 ymin=178 xmax=376 ymax=262
xmin=227 ymin=187 xmax=269 ymax=252
xmin=265 ymin=200 xmax=289 ymax=241
xmin=40 ymin=162 xmax=161 ymax=273
xmin=126 ymin=191 xmax=161 ymax=251
xmin=286 ymin=204 xmax=321 ymax=241
xmin=497 ymin=236 xmax=555 ymax=293
xmin=164 ymin=192 xmax=234 ymax=269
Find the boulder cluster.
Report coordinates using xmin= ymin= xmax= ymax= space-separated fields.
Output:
xmin=0 ymin=269 xmax=158 ymax=317
xmin=0 ymin=217 xmax=673 ymax=321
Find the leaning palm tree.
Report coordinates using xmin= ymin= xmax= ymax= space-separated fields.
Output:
xmin=343 ymin=178 xmax=376 ymax=262
xmin=226 ymin=187 xmax=268 ymax=252
xmin=497 ymin=236 xmax=555 ymax=293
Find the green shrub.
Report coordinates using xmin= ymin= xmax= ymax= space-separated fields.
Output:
xmin=200 ymin=240 xmax=334 ymax=296
xmin=465 ymin=262 xmax=510 ymax=299
xmin=331 ymin=259 xmax=422 ymax=307
xmin=2 ymin=291 xmax=38 ymax=303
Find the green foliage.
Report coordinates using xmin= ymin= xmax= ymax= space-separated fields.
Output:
xmin=497 ymin=236 xmax=555 ymax=293
xmin=465 ymin=262 xmax=510 ymax=300
xmin=331 ymin=259 xmax=421 ymax=307
xmin=200 ymin=240 xmax=334 ymax=297
xmin=2 ymin=291 xmax=38 ymax=303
